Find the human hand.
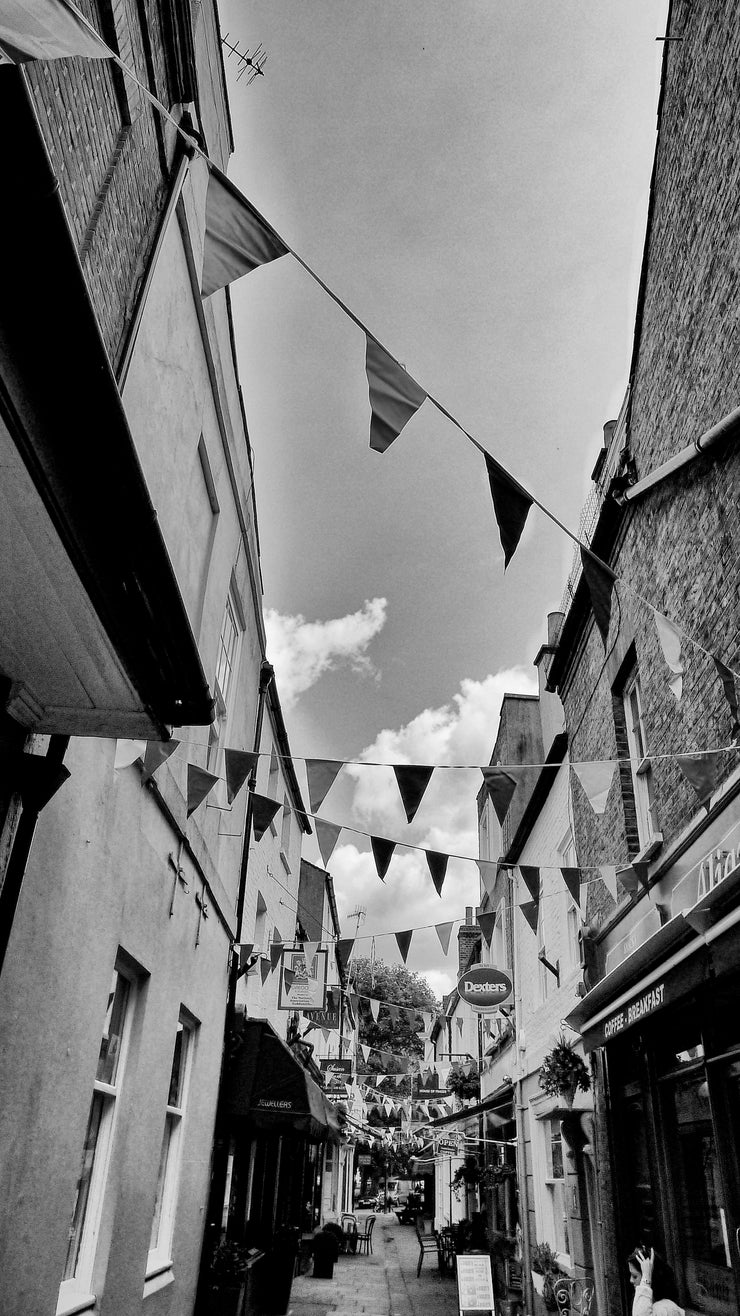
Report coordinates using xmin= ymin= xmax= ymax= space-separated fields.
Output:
xmin=634 ymin=1248 xmax=654 ymax=1284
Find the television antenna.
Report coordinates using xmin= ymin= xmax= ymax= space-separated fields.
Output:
xmin=221 ymin=34 xmax=267 ymax=85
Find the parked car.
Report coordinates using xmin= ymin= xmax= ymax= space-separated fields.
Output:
xmin=354 ymin=1193 xmax=378 ymax=1210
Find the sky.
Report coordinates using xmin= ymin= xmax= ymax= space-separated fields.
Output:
xmin=218 ymin=0 xmax=668 ymax=999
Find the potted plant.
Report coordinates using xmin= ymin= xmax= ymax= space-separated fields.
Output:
xmin=530 ymin=1241 xmax=565 ymax=1311
xmin=209 ymin=1238 xmax=252 ymax=1316
xmin=539 ymin=1034 xmax=590 ymax=1108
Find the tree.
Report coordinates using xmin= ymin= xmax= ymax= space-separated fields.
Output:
xmin=351 ymin=958 xmax=439 ymax=1129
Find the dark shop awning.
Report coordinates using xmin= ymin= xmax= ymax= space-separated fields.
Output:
xmin=424 ymin=1085 xmax=514 ymax=1131
xmin=226 ymin=1018 xmax=342 ymax=1143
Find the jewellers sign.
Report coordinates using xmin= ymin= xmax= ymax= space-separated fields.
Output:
xmin=457 ymin=965 xmax=513 ymax=1012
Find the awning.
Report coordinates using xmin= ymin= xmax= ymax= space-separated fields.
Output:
xmin=424 ymin=1086 xmax=514 ymax=1131
xmin=564 ymin=884 xmax=740 ymax=1051
xmin=0 ymin=70 xmax=214 ymax=738
xmin=226 ymin=1019 xmax=343 ymax=1143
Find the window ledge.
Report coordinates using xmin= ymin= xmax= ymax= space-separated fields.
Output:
xmin=56 ymin=1292 xmax=96 ymax=1316
xmin=634 ymin=834 xmax=663 ymax=863
xmin=143 ymin=1264 xmax=174 ymax=1299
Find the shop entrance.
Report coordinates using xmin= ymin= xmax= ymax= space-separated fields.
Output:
xmin=609 ymin=981 xmax=740 ymax=1316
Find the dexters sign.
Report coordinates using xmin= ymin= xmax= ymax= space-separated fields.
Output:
xmin=457 ymin=965 xmax=513 ymax=1012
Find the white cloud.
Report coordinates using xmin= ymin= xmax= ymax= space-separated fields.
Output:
xmin=328 ymin=668 xmax=538 ymax=993
xmin=265 ymin=597 xmax=387 ymax=709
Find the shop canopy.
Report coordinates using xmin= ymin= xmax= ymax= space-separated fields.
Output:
xmin=226 ymin=1018 xmax=343 ymax=1143
xmin=566 ymin=867 xmax=740 ymax=1051
xmin=424 ymin=1086 xmax=514 ymax=1131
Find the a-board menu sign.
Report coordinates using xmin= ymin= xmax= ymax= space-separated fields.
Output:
xmin=455 ymin=1254 xmax=494 ymax=1314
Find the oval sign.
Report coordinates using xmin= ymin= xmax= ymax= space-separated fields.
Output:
xmin=457 ymin=965 xmax=513 ymax=1012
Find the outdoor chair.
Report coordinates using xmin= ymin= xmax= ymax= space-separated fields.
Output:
xmin=341 ymin=1213 xmax=358 ymax=1254
xmin=415 ymin=1224 xmax=439 ymax=1276
xmin=355 ymin=1215 xmax=376 ymax=1255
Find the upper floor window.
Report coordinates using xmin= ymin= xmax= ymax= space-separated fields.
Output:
xmin=59 ymin=962 xmax=135 ymax=1313
xmin=280 ymin=794 xmax=292 ymax=870
xmin=622 ymin=671 xmax=661 ymax=856
xmin=147 ymin=1014 xmax=195 ymax=1276
xmin=208 ymin=584 xmax=244 ymax=771
xmin=492 ymin=897 xmax=509 ymax=970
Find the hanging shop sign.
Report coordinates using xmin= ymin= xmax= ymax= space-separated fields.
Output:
xmin=671 ymin=843 xmax=740 ymax=919
xmin=278 ymin=947 xmax=328 ymax=1011
xmin=304 ymin=986 xmax=342 ymax=1030
xmin=457 ymin=965 xmax=513 ymax=1012
xmin=321 ymin=1057 xmax=352 ymax=1097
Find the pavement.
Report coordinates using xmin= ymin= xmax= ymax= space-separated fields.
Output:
xmin=288 ymin=1214 xmax=459 ymax=1316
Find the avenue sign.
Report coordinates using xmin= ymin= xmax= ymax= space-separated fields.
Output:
xmin=457 ymin=965 xmax=513 ymax=1012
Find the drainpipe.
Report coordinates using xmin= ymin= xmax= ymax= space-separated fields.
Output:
xmin=621 ymin=404 xmax=740 ymax=503
xmin=511 ymin=883 xmax=533 ymax=1311
xmin=0 ymin=735 xmax=70 ymax=982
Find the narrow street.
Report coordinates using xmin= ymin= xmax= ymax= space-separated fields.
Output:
xmin=288 ymin=1215 xmax=458 ymax=1316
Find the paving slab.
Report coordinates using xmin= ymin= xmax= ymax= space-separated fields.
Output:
xmin=288 ymin=1215 xmax=459 ymax=1316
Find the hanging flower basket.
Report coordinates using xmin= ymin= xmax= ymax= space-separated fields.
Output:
xmin=538 ymin=1035 xmax=590 ymax=1105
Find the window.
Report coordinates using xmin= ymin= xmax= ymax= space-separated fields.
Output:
xmin=208 ymin=584 xmax=244 ymax=770
xmin=543 ymin=1117 xmax=569 ymax=1257
xmin=280 ymin=794 xmax=292 ymax=870
xmin=147 ymin=1014 xmax=195 ymax=1276
xmin=58 ymin=965 xmax=134 ymax=1313
xmin=558 ymin=829 xmax=581 ymax=971
xmin=622 ymin=671 xmax=661 ymax=855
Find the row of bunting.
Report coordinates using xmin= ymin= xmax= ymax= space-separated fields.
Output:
xmin=115 ymin=737 xmax=734 ymax=884
xmin=7 ymin=4 xmax=740 ymax=705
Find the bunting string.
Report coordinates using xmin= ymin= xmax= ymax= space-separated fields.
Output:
xmin=12 ymin=3 xmax=740 ymax=692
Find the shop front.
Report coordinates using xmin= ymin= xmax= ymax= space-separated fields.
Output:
xmin=568 ymin=815 xmax=740 ymax=1316
xmin=224 ymin=1019 xmax=343 ymax=1247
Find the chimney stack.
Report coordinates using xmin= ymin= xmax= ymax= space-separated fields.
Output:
xmin=458 ymin=906 xmax=480 ymax=976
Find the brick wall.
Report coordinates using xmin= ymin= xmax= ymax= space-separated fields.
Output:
xmin=559 ymin=0 xmax=740 ymax=920
xmin=24 ymin=0 xmax=178 ymax=368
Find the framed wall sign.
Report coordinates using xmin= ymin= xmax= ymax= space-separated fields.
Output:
xmin=278 ymin=947 xmax=328 ymax=1011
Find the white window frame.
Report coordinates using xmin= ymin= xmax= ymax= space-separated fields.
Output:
xmin=492 ymin=896 xmax=508 ymax=971
xmin=57 ymin=964 xmax=135 ymax=1315
xmin=558 ymin=828 xmax=581 ymax=972
xmin=537 ymin=906 xmax=549 ymax=1005
xmin=623 ymin=671 xmax=661 ymax=853
xmin=531 ymin=1103 xmax=571 ymax=1270
xmin=280 ymin=794 xmax=292 ymax=872
xmin=543 ymin=1116 xmax=569 ymax=1259
xmin=208 ymin=583 xmax=244 ymax=773
xmin=146 ymin=1013 xmax=195 ymax=1281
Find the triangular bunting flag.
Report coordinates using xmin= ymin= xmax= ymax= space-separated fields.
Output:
xmin=714 ymin=658 xmax=740 ymax=740
xmin=388 ymin=1004 xmax=401 ymax=1024
xmin=677 ymin=752 xmax=723 ymax=809
xmin=283 ymin=967 xmax=297 ymax=992
xmin=477 ymin=860 xmax=499 ymax=900
xmin=480 ymin=765 xmax=521 ymax=824
xmin=560 ymin=867 xmax=581 ymax=906
xmin=456 ymin=1016 xmax=464 ymax=1036
xmin=305 ymin=758 xmax=343 ymax=815
xmin=186 ymin=764 xmax=220 ymax=817
xmin=114 ymin=739 xmax=146 ymax=772
xmin=224 ymin=749 xmax=258 ymax=804
xmin=260 ymin=958 xmax=271 ymax=985
xmin=599 ymin=865 xmax=619 ymax=902
xmin=572 ymin=760 xmax=617 ymax=815
xmin=519 ymin=900 xmax=539 ymax=935
xmin=238 ymin=944 xmax=254 ymax=972
xmin=435 ymin=922 xmax=454 ymax=955
xmin=365 ymin=336 xmax=426 ymax=453
xmin=478 ymin=911 xmax=496 ymax=947
xmin=393 ymin=764 xmax=434 ymax=823
xmin=201 ymin=167 xmax=288 ymax=297
xmin=316 ymin=818 xmax=342 ymax=867
xmin=370 ymin=997 xmax=380 ymax=1022
xmin=654 ymin=610 xmax=684 ymax=701
xmin=519 ymin=865 xmax=540 ymax=903
xmin=485 ymin=454 xmax=534 ymax=569
xmin=336 ymin=938 xmax=355 ymax=976
xmin=302 ymin=942 xmax=320 ymax=975
xmin=360 ymin=1044 xmax=370 ymax=1062
xmin=0 ymin=0 xmax=109 ymax=62
xmin=142 ymin=740 xmax=179 ymax=783
xmin=580 ymin=548 xmax=616 ymax=646
xmin=270 ymin=937 xmax=283 ymax=969
xmin=395 ymin=929 xmax=413 ymax=963
xmin=426 ymin=850 xmax=448 ymax=897
xmin=371 ymin=835 xmax=395 ymax=880
xmin=252 ymin=792 xmax=282 ymax=840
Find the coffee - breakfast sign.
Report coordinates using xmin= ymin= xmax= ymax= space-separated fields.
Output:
xmin=457 ymin=965 xmax=513 ymax=1012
